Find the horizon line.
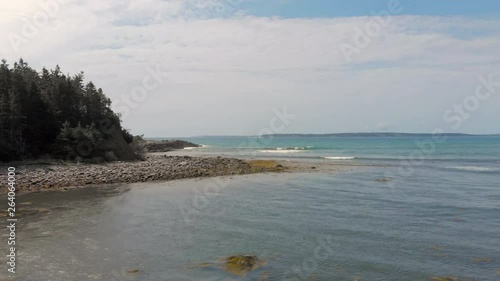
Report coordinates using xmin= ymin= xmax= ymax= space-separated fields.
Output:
xmin=144 ymin=132 xmax=500 ymax=139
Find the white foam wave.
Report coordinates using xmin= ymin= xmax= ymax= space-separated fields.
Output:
xmin=184 ymin=144 xmax=209 ymax=150
xmin=263 ymin=147 xmax=309 ymax=151
xmin=446 ymin=166 xmax=498 ymax=172
xmin=323 ymin=156 xmax=356 ymax=160
xmin=260 ymin=150 xmax=301 ymax=153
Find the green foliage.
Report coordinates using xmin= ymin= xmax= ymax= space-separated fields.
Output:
xmin=130 ymin=134 xmax=147 ymax=160
xmin=0 ymin=59 xmax=133 ymax=162
xmin=122 ymin=128 xmax=134 ymax=144
xmin=134 ymin=134 xmax=145 ymax=142
xmin=54 ymin=122 xmax=105 ymax=158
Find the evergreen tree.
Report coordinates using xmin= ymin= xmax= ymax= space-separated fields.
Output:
xmin=0 ymin=59 xmax=136 ymax=162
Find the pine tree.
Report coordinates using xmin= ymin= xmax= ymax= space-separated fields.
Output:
xmin=0 ymin=59 xmax=136 ymax=162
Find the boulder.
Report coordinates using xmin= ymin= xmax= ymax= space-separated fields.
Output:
xmin=224 ymin=255 xmax=265 ymax=276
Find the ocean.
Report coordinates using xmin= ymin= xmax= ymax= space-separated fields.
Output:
xmin=170 ymin=135 xmax=500 ymax=176
xmin=10 ymin=136 xmax=500 ymax=281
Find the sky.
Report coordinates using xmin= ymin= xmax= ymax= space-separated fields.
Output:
xmin=0 ymin=0 xmax=499 ymax=137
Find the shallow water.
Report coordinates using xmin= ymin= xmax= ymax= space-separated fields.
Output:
xmin=4 ymin=163 xmax=499 ymax=280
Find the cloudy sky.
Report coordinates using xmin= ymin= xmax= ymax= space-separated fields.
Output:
xmin=1 ymin=0 xmax=499 ymax=137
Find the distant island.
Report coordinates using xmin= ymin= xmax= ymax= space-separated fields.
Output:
xmin=264 ymin=133 xmax=500 ymax=137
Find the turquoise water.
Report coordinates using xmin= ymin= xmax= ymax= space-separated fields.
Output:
xmin=176 ymin=136 xmax=500 ymax=176
xmin=177 ymin=135 xmax=500 ymax=161
xmin=8 ymin=136 xmax=500 ymax=280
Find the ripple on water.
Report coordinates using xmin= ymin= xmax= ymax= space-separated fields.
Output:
xmin=13 ymin=169 xmax=500 ymax=281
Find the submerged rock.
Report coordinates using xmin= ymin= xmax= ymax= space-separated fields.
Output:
xmin=18 ymin=207 xmax=50 ymax=216
xmin=245 ymin=160 xmax=286 ymax=173
xmin=224 ymin=255 xmax=266 ymax=276
xmin=472 ymin=257 xmax=492 ymax=263
xmin=188 ymin=255 xmax=266 ymax=276
xmin=431 ymin=277 xmax=475 ymax=281
xmin=0 ymin=207 xmax=49 ymax=217
xmin=374 ymin=178 xmax=392 ymax=183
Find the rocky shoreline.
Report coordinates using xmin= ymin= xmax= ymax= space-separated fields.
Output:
xmin=144 ymin=140 xmax=200 ymax=152
xmin=0 ymin=155 xmax=286 ymax=195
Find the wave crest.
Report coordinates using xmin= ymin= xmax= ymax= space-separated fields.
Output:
xmin=445 ymin=166 xmax=499 ymax=172
xmin=259 ymin=149 xmax=301 ymax=153
xmin=259 ymin=147 xmax=312 ymax=153
xmin=323 ymin=156 xmax=356 ymax=160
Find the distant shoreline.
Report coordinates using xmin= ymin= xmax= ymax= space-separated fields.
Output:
xmin=155 ymin=132 xmax=500 ymax=138
xmin=263 ymin=133 xmax=500 ymax=137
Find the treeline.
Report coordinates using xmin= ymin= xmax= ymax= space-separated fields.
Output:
xmin=0 ymin=59 xmax=140 ymax=162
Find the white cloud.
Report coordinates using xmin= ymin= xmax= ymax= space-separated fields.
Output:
xmin=1 ymin=0 xmax=499 ymax=136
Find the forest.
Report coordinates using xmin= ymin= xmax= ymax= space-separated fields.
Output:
xmin=0 ymin=59 xmax=139 ymax=162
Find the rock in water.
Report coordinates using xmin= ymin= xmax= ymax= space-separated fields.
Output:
xmin=144 ymin=140 xmax=200 ymax=152
xmin=374 ymin=178 xmax=392 ymax=183
xmin=431 ymin=277 xmax=475 ymax=281
xmin=224 ymin=255 xmax=265 ymax=276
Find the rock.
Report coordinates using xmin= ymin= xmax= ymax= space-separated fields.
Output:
xmin=473 ymin=257 xmax=492 ymax=263
xmin=17 ymin=207 xmax=50 ymax=217
xmin=224 ymin=255 xmax=265 ymax=276
xmin=0 ymin=155 xmax=285 ymax=194
xmin=144 ymin=140 xmax=200 ymax=152
xmin=431 ymin=277 xmax=475 ymax=281
xmin=374 ymin=178 xmax=392 ymax=183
